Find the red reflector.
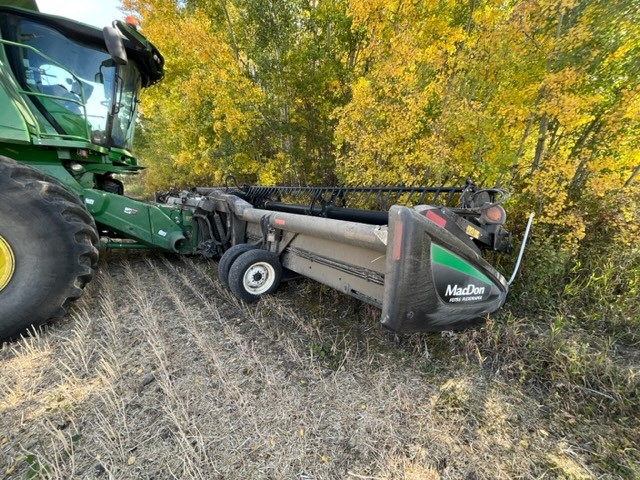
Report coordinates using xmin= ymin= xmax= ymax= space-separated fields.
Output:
xmin=482 ymin=205 xmax=506 ymax=224
xmin=392 ymin=221 xmax=403 ymax=260
xmin=426 ymin=210 xmax=447 ymax=228
xmin=275 ymin=218 xmax=286 ymax=226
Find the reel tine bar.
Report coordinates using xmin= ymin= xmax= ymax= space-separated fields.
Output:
xmin=236 ymin=184 xmax=466 ymax=212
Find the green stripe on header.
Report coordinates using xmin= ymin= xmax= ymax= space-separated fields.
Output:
xmin=431 ymin=244 xmax=491 ymax=284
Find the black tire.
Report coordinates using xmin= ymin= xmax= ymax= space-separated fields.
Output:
xmin=0 ymin=156 xmax=99 ymax=340
xmin=228 ymin=249 xmax=282 ymax=303
xmin=218 ymin=243 xmax=256 ymax=288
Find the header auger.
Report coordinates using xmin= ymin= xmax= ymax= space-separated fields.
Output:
xmin=0 ymin=3 xmax=523 ymax=340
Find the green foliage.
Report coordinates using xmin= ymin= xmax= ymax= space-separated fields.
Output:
xmin=24 ymin=454 xmax=48 ymax=479
xmin=419 ymin=308 xmax=640 ymax=476
xmin=564 ymin=250 xmax=640 ymax=339
xmin=308 ymin=339 xmax=344 ymax=371
xmin=126 ymin=0 xmax=362 ymax=189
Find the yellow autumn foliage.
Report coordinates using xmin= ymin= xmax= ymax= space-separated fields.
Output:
xmin=128 ymin=0 xmax=638 ymax=290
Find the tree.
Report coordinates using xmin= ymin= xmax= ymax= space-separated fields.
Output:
xmin=127 ymin=0 xmax=364 ymax=188
xmin=125 ymin=0 xmax=264 ymax=190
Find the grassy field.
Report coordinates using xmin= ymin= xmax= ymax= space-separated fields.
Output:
xmin=1 ymin=252 xmax=638 ymax=479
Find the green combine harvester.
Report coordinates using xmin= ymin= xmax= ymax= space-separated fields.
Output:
xmin=0 ymin=1 xmax=529 ymax=340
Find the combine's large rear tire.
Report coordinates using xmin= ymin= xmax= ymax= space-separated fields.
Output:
xmin=0 ymin=156 xmax=99 ymax=340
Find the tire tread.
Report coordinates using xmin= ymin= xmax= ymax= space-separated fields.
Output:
xmin=0 ymin=156 xmax=99 ymax=338
xmin=228 ymin=249 xmax=282 ymax=304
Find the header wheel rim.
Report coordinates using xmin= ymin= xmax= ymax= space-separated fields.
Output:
xmin=243 ymin=262 xmax=276 ymax=295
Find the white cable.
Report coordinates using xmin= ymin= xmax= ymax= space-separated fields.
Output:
xmin=508 ymin=212 xmax=535 ymax=285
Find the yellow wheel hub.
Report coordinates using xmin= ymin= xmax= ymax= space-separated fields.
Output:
xmin=0 ymin=234 xmax=15 ymax=291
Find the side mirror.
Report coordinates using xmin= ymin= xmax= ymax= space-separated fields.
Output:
xmin=103 ymin=26 xmax=128 ymax=65
xmin=96 ymin=59 xmax=116 ymax=97
xmin=95 ymin=58 xmax=116 ymax=84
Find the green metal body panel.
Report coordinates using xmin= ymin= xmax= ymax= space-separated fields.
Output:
xmin=3 ymin=0 xmax=37 ymax=11
xmin=0 ymin=52 xmax=37 ymax=142
xmin=83 ymin=190 xmax=195 ymax=253
xmin=0 ymin=79 xmax=30 ymax=143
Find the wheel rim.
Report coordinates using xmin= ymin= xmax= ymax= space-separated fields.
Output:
xmin=0 ymin=234 xmax=15 ymax=291
xmin=243 ymin=262 xmax=276 ymax=295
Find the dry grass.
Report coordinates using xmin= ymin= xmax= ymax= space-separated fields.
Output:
xmin=1 ymin=252 xmax=638 ymax=479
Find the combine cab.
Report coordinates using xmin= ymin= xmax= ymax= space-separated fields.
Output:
xmin=0 ymin=3 xmax=525 ymax=340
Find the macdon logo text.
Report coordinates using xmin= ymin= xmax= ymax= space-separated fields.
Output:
xmin=445 ymin=284 xmax=486 ymax=297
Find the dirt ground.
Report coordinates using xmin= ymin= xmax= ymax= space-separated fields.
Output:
xmin=0 ymin=252 xmax=636 ymax=479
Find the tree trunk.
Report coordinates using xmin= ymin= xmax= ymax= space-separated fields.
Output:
xmin=625 ymin=164 xmax=640 ymax=187
xmin=219 ymin=0 xmax=240 ymax=62
xmin=531 ymin=113 xmax=548 ymax=172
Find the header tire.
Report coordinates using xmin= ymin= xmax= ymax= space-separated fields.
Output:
xmin=228 ymin=249 xmax=282 ymax=303
xmin=218 ymin=243 xmax=256 ymax=288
